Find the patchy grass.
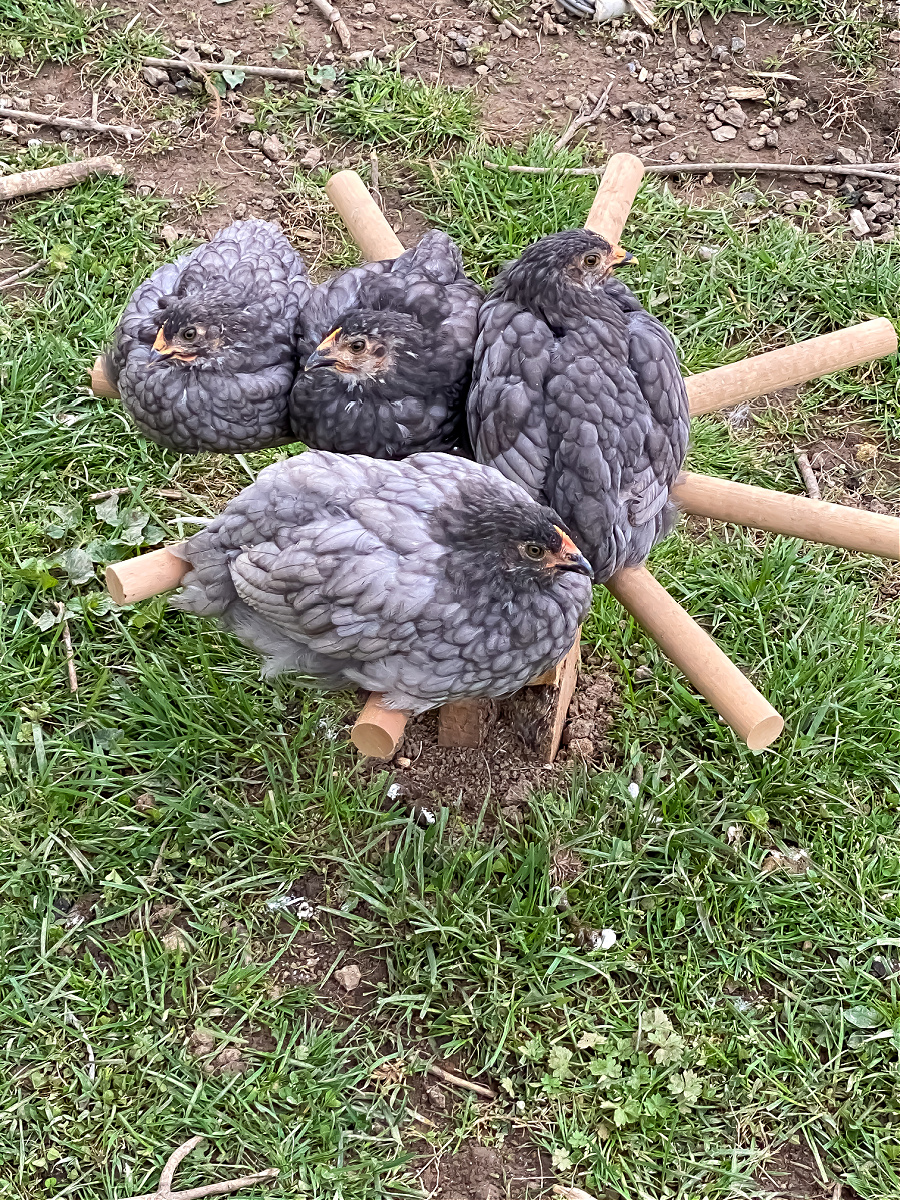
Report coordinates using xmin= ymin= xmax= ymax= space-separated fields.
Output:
xmin=0 ymin=0 xmax=111 ymax=62
xmin=327 ymin=68 xmax=479 ymax=150
xmin=2 ymin=136 xmax=900 ymax=1200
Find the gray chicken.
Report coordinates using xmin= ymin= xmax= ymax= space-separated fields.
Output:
xmin=104 ymin=220 xmax=310 ymax=454
xmin=468 ymin=229 xmax=689 ymax=581
xmin=170 ymin=451 xmax=593 ymax=713
xmin=290 ymin=231 xmax=482 ymax=458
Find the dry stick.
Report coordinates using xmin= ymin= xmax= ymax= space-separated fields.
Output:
xmin=187 ymin=61 xmax=223 ymax=132
xmin=0 ymin=107 xmax=142 ymax=140
xmin=57 ymin=603 xmax=78 ymax=692
xmin=482 ymin=159 xmax=900 ymax=187
xmin=143 ymin=56 xmax=309 ymax=83
xmin=426 ymin=1064 xmax=497 ymax=1099
xmin=795 ymin=450 xmax=821 ymax=500
xmin=553 ymin=81 xmax=613 ymax=153
xmin=310 ymin=0 xmax=352 ymax=49
xmin=0 ymin=260 xmax=45 ymax=288
xmin=0 ymin=156 xmax=122 ymax=201
xmin=117 ymin=1135 xmax=279 ymax=1200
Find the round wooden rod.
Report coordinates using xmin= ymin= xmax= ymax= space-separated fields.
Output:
xmin=105 ymin=545 xmax=188 ymax=605
xmin=91 ymin=355 xmax=119 ymax=398
xmin=325 ymin=170 xmax=405 ymax=261
xmin=686 ymin=318 xmax=897 ymax=416
xmin=674 ymin=472 xmax=900 ymax=558
xmin=605 ymin=565 xmax=784 ymax=750
xmin=349 ymin=693 xmax=409 ymax=757
xmin=583 ymin=152 xmax=645 ymax=246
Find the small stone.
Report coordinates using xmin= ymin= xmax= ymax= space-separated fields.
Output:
xmin=335 ymin=964 xmax=362 ymax=991
xmin=161 ymin=927 xmax=191 ymax=953
xmin=765 ymin=131 xmax=779 ymax=147
xmin=790 ymin=190 xmax=809 ymax=202
xmin=688 ymin=27 xmax=702 ymax=43
xmin=698 ymin=245 xmax=717 ymax=261
xmin=783 ymin=97 xmax=807 ymax=111
xmin=0 ymin=120 xmax=17 ymax=137
xmin=747 ymin=136 xmax=766 ymax=150
xmin=568 ymin=737 xmax=594 ymax=758
xmin=731 ymin=36 xmax=745 ymax=52
xmin=247 ymin=129 xmax=263 ymax=147
xmin=736 ymin=190 xmax=756 ymax=206
xmin=721 ymin=107 xmax=746 ymax=129
xmin=658 ymin=121 xmax=676 ymax=136
xmin=630 ymin=132 xmax=644 ymax=144
xmin=259 ymin=197 xmax=276 ymax=211
xmin=362 ymin=2 xmax=376 ymax=10
xmin=135 ymin=179 xmax=156 ymax=196
xmin=564 ymin=94 xmax=581 ymax=112
xmin=835 ymin=146 xmax=858 ymax=164
xmin=860 ymin=190 xmax=884 ymax=205
xmin=234 ymin=202 xmax=247 ymax=217
xmin=848 ymin=208 xmax=871 ymax=237
xmin=174 ymin=37 xmax=195 ymax=51
xmin=803 ymin=173 xmax=826 ymax=185
xmin=783 ymin=110 xmax=798 ymax=123
xmin=198 ymin=42 xmax=218 ymax=57
xmin=262 ymin=134 xmax=285 ymax=161
xmin=426 ymin=1085 xmax=447 ymax=1110
xmin=413 ymin=28 xmax=428 ymax=41
xmin=396 ymin=756 xmax=411 ymax=768
xmin=300 ymin=145 xmax=323 ymax=169
xmin=388 ymin=11 xmax=405 ymax=19
xmin=450 ymin=49 xmax=468 ymax=65
xmin=295 ymin=2 xmax=309 ymax=10
xmin=474 ymin=64 xmax=488 ymax=75
xmin=142 ymin=66 xmax=169 ymax=86
xmin=374 ymin=42 xmax=396 ymax=58
xmin=213 ymin=1047 xmax=246 ymax=1077
xmin=706 ymin=116 xmax=722 ymax=130
xmin=711 ymin=124 xmax=737 ymax=141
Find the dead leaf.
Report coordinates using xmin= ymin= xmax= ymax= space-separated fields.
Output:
xmin=760 ymin=848 xmax=811 ymax=875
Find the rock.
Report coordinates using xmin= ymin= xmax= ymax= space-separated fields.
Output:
xmin=803 ymin=173 xmax=826 ymax=185
xmin=413 ymin=28 xmax=429 ymax=41
xmin=848 ymin=208 xmax=871 ymax=237
xmin=233 ymin=111 xmax=255 ymax=127
xmin=783 ymin=97 xmax=807 ymax=111
xmin=835 ymin=146 xmax=858 ymax=163
xmin=142 ymin=66 xmax=169 ymax=87
xmin=174 ymin=37 xmax=195 ymax=51
xmin=736 ymin=191 xmax=756 ymax=206
xmin=335 ymin=964 xmax=362 ymax=991
xmin=474 ymin=64 xmax=488 ymax=76
xmin=765 ymin=131 xmax=779 ymax=147
xmin=247 ymin=129 xmax=263 ymax=148
xmin=721 ymin=106 xmax=746 ymax=128
xmin=706 ymin=115 xmax=722 ymax=130
xmin=630 ymin=132 xmax=644 ymax=144
xmin=362 ymin=2 xmax=376 ymax=9
xmin=0 ymin=120 xmax=17 ymax=137
xmin=396 ymin=756 xmax=412 ymax=768
xmin=711 ymin=125 xmax=737 ymax=141
xmin=698 ymin=245 xmax=717 ymax=261
xmin=135 ymin=179 xmax=156 ymax=196
xmin=860 ymin=190 xmax=884 ymax=205
xmin=790 ymin=190 xmax=809 ymax=202
xmin=747 ymin=136 xmax=766 ymax=150
xmin=213 ymin=1047 xmax=246 ymax=1076
xmin=389 ymin=11 xmax=405 ymax=19
xmin=658 ymin=121 xmax=677 ymax=136
xmin=568 ymin=737 xmax=595 ymax=758
xmin=198 ymin=42 xmax=218 ymax=57
xmin=731 ymin=36 xmax=746 ymax=52
xmin=262 ymin=134 xmax=285 ymax=161
xmin=161 ymin=927 xmax=191 ymax=953
xmin=259 ymin=197 xmax=276 ymax=211
xmin=300 ymin=145 xmax=323 ymax=169
xmin=564 ymin=94 xmax=581 ymax=112
xmin=450 ymin=49 xmax=468 ymax=66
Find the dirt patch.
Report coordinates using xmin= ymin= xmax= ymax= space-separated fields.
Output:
xmin=413 ymin=1133 xmax=551 ymax=1200
xmin=755 ymin=1140 xmax=856 ymax=1199
xmin=375 ymin=664 xmax=619 ymax=831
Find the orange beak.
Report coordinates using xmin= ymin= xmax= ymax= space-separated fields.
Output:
xmin=306 ymin=327 xmax=341 ymax=371
xmin=150 ymin=327 xmax=174 ymax=361
xmin=611 ymin=245 xmax=635 ymax=268
xmin=552 ymin=527 xmax=593 ymax=578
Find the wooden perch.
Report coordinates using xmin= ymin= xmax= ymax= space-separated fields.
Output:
xmin=0 ymin=106 xmax=142 ymax=140
xmin=144 ymin=56 xmax=309 ymax=84
xmin=116 ymin=1135 xmax=278 ymax=1200
xmin=584 ymin=150 xmax=645 ymax=246
xmin=106 ymin=546 xmax=188 ymax=605
xmin=0 ymin=156 xmax=122 ymax=200
xmin=605 ymin=566 xmax=783 ymax=750
xmin=325 ymin=170 xmax=405 ymax=260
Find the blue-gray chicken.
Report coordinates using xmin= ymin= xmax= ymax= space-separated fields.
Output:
xmin=467 ymin=229 xmax=689 ymax=581
xmin=170 ymin=451 xmax=593 ymax=713
xmin=104 ymin=220 xmax=310 ymax=454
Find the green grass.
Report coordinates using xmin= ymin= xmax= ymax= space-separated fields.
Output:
xmin=0 ymin=0 xmax=111 ymax=62
xmin=2 ymin=134 xmax=900 ymax=1200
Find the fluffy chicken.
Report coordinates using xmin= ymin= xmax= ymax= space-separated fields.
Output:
xmin=290 ymin=231 xmax=482 ymax=458
xmin=467 ymin=229 xmax=689 ymax=581
xmin=105 ymin=220 xmax=310 ymax=454
xmin=170 ymin=451 xmax=593 ymax=713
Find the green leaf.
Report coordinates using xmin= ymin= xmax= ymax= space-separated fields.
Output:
xmin=271 ymin=44 xmax=290 ymax=60
xmin=547 ymin=1045 xmax=573 ymax=1081
xmin=94 ymin=494 xmax=120 ymax=524
xmin=57 ymin=547 xmax=94 ymax=585
xmin=844 ymin=1006 xmax=883 ymax=1030
xmin=307 ymin=63 xmax=337 ymax=88
xmin=745 ymin=804 xmax=769 ymax=828
xmin=222 ymin=67 xmax=246 ymax=88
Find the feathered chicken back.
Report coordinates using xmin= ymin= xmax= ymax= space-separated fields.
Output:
xmin=289 ymin=231 xmax=482 ymax=459
xmin=171 ymin=451 xmax=593 ymax=713
xmin=106 ymin=220 xmax=311 ymax=454
xmin=468 ymin=229 xmax=689 ymax=581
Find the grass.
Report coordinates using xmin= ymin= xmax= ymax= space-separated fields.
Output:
xmin=2 ymin=31 xmax=900 ymax=1200
xmin=0 ymin=0 xmax=110 ymax=63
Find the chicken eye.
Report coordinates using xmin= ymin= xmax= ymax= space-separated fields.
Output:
xmin=583 ymin=254 xmax=600 ymax=268
xmin=181 ymin=326 xmax=197 ymax=342
xmin=348 ymin=338 xmax=367 ymax=353
xmin=522 ymin=543 xmax=546 ymax=561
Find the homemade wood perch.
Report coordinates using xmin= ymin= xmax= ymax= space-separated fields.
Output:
xmin=0 ymin=155 xmax=122 ymax=200
xmin=115 ymin=1135 xmax=278 ymax=1200
xmin=0 ymin=106 xmax=142 ymax=141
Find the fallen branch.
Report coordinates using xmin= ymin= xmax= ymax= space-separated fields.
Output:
xmin=0 ymin=156 xmax=122 ymax=201
xmin=57 ymin=602 xmax=78 ymax=692
xmin=0 ymin=260 xmax=45 ymax=288
xmin=143 ymin=56 xmax=308 ymax=83
xmin=116 ymin=1136 xmax=279 ymax=1200
xmin=554 ymin=81 xmax=614 ymax=153
xmin=0 ymin=107 xmax=142 ymax=141
xmin=426 ymin=1064 xmax=497 ymax=1099
xmin=311 ymin=0 xmax=352 ymax=49
xmin=482 ymin=159 xmax=900 ymax=186
xmin=794 ymin=450 xmax=821 ymax=501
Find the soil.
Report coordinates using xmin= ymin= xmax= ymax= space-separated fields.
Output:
xmin=755 ymin=1141 xmax=857 ymax=1199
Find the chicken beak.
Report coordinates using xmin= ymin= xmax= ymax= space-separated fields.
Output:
xmin=149 ymin=327 xmax=175 ymax=363
xmin=553 ymin=527 xmax=594 ymax=578
xmin=306 ymin=328 xmax=341 ymax=372
xmin=611 ymin=245 xmax=635 ymax=267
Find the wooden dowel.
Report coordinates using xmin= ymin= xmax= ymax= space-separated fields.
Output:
xmin=91 ymin=355 xmax=119 ymax=398
xmin=350 ymin=693 xmax=409 ymax=758
xmin=686 ymin=319 xmax=897 ymax=415
xmin=325 ymin=170 xmax=405 ymax=261
xmin=673 ymin=472 xmax=900 ymax=558
xmin=583 ymin=151 xmax=645 ymax=246
xmin=605 ymin=565 xmax=783 ymax=751
xmin=106 ymin=545 xmax=188 ymax=605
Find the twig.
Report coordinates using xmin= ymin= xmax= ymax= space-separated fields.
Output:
xmin=311 ymin=0 xmax=352 ymax=49
xmin=0 ymin=259 xmax=45 ymax=288
xmin=64 ymin=1010 xmax=95 ymax=1082
xmin=0 ymin=107 xmax=142 ymax=140
xmin=116 ymin=1136 xmax=279 ymax=1200
xmin=57 ymin=602 xmax=78 ymax=692
xmin=369 ymin=149 xmax=381 ymax=207
xmin=91 ymin=93 xmax=99 ymax=121
xmin=143 ymin=56 xmax=309 ymax=83
xmin=553 ymin=81 xmax=614 ymax=153
xmin=181 ymin=61 xmax=222 ymax=133
xmin=426 ymin=1064 xmax=497 ymax=1099
xmin=0 ymin=156 xmax=122 ymax=201
xmin=794 ymin=450 xmax=821 ymax=500
xmin=88 ymin=486 xmax=132 ymax=501
xmin=482 ymin=159 xmax=900 ymax=186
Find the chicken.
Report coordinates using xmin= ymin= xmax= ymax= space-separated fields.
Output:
xmin=170 ymin=451 xmax=593 ymax=713
xmin=467 ymin=229 xmax=689 ymax=581
xmin=289 ymin=231 xmax=482 ymax=458
xmin=105 ymin=220 xmax=310 ymax=454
